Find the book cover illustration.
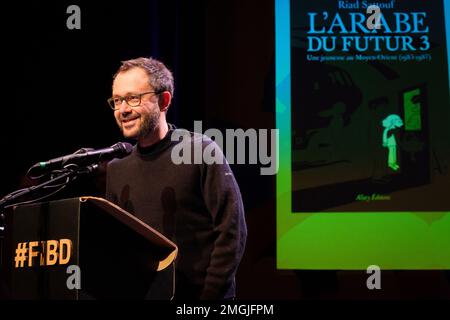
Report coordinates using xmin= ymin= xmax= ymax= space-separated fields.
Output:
xmin=290 ymin=0 xmax=450 ymax=212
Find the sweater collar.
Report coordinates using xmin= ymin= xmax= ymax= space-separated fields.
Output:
xmin=136 ymin=123 xmax=177 ymax=156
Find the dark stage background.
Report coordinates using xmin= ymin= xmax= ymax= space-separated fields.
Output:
xmin=1 ymin=0 xmax=449 ymax=299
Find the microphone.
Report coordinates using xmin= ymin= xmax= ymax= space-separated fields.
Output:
xmin=29 ymin=142 xmax=133 ymax=174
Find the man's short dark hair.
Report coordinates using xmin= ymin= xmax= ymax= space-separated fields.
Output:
xmin=114 ymin=57 xmax=174 ymax=96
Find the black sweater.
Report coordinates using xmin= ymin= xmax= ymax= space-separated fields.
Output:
xmin=105 ymin=125 xmax=247 ymax=299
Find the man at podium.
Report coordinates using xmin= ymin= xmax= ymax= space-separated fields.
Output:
xmin=105 ymin=57 xmax=247 ymax=299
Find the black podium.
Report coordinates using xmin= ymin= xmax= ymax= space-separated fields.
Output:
xmin=0 ymin=197 xmax=178 ymax=300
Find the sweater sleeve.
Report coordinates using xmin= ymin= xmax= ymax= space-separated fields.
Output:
xmin=200 ymin=140 xmax=247 ymax=299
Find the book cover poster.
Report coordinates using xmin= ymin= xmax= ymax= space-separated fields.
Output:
xmin=291 ymin=0 xmax=450 ymax=212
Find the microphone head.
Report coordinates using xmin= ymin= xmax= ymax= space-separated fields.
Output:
xmin=115 ymin=142 xmax=133 ymax=156
xmin=27 ymin=142 xmax=134 ymax=178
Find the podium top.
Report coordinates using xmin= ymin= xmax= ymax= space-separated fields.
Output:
xmin=80 ymin=196 xmax=178 ymax=271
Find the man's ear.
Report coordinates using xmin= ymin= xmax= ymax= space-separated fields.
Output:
xmin=159 ymin=91 xmax=172 ymax=112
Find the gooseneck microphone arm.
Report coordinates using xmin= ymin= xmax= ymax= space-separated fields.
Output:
xmin=0 ymin=163 xmax=98 ymax=239
xmin=27 ymin=142 xmax=133 ymax=177
xmin=0 ymin=142 xmax=133 ymax=236
xmin=0 ymin=163 xmax=98 ymax=209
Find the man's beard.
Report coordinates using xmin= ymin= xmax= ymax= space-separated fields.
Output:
xmin=118 ymin=107 xmax=160 ymax=139
xmin=137 ymin=108 xmax=160 ymax=139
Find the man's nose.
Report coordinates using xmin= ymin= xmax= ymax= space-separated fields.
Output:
xmin=118 ymin=100 xmax=132 ymax=113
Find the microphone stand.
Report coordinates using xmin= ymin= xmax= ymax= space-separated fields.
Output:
xmin=0 ymin=163 xmax=98 ymax=242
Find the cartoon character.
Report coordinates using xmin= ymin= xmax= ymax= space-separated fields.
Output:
xmin=382 ymin=114 xmax=403 ymax=171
